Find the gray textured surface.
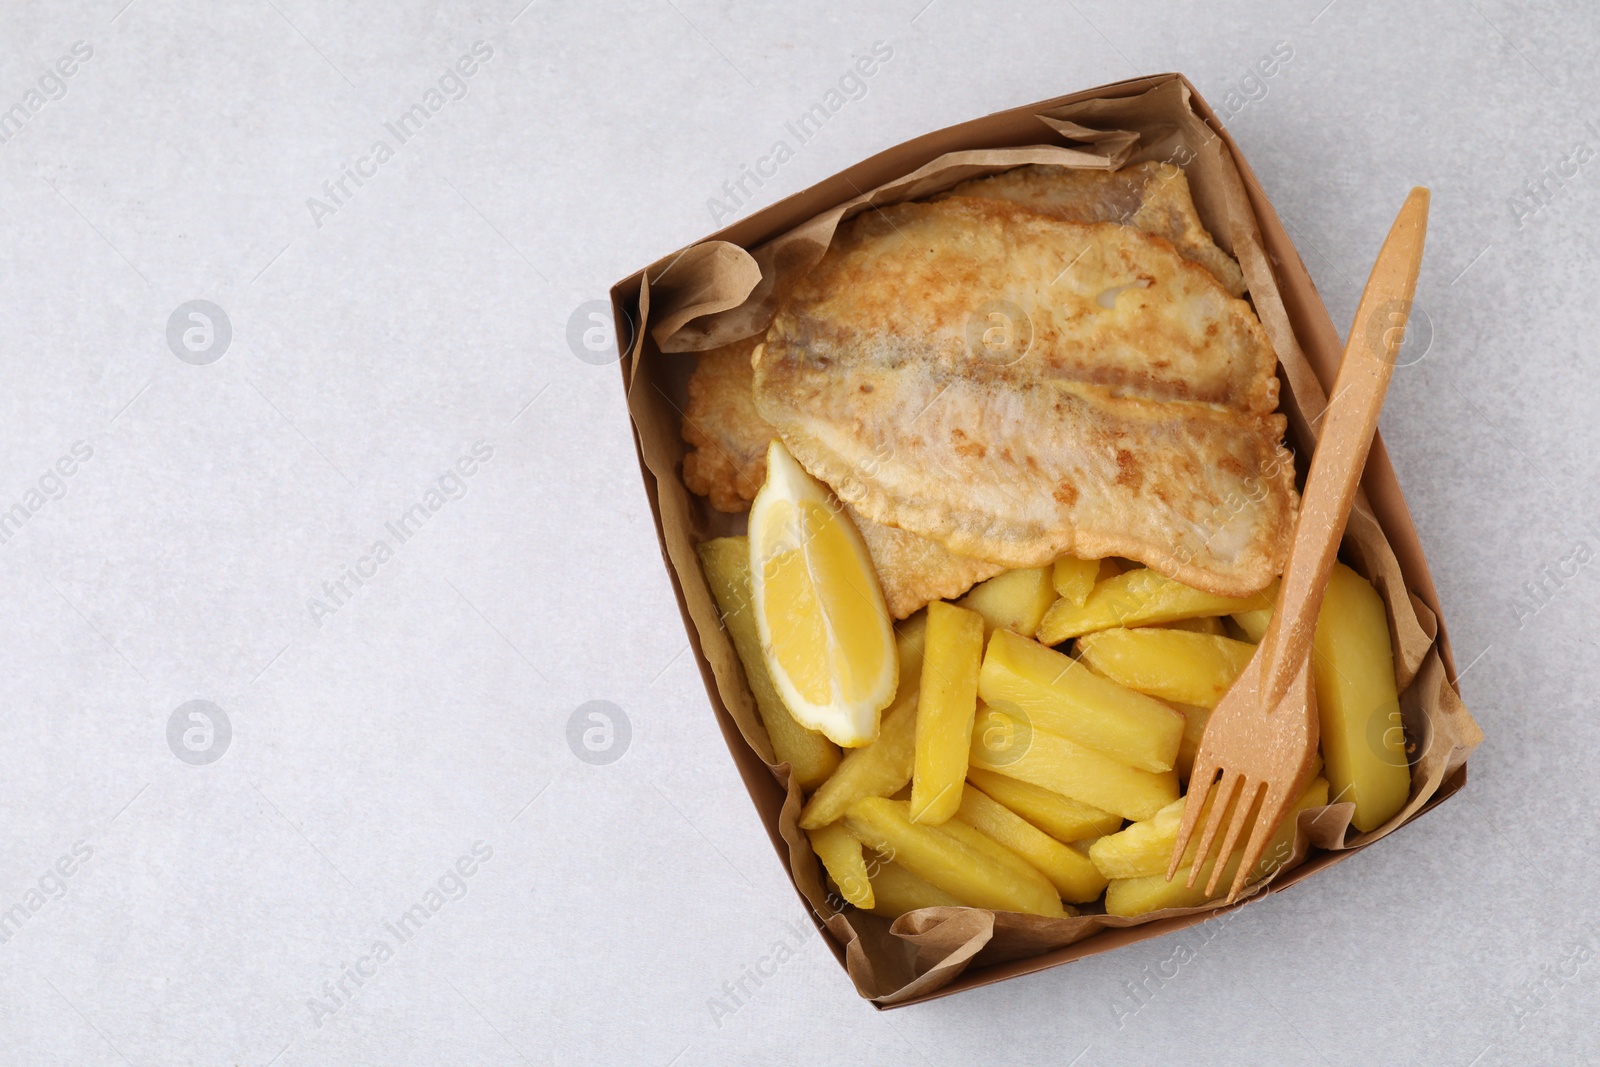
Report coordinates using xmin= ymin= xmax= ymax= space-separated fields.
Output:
xmin=0 ymin=1 xmax=1588 ymax=1064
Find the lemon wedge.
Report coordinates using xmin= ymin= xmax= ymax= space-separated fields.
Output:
xmin=748 ymin=440 xmax=897 ymax=747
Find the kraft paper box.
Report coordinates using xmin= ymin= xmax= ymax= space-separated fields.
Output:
xmin=609 ymin=73 xmax=1483 ymax=1006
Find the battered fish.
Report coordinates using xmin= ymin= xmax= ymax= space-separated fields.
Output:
xmin=682 ymin=161 xmax=1248 ymax=511
xmin=680 ymin=336 xmax=769 ymax=513
xmin=948 ymin=161 xmax=1247 ymax=296
xmin=849 ymin=508 xmax=1006 ymax=617
xmin=679 ymin=336 xmax=1005 ymax=616
xmin=754 ymin=196 xmax=1295 ymax=597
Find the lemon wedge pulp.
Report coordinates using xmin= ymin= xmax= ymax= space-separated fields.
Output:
xmin=748 ymin=440 xmax=897 ymax=747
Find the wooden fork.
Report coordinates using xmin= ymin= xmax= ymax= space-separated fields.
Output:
xmin=1168 ymin=187 xmax=1431 ymax=903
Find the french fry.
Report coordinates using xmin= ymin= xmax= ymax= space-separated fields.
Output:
xmin=956 ymin=786 xmax=1107 ymax=902
xmin=1090 ymin=795 xmax=1199 ymax=880
xmin=1084 ymin=768 xmax=1257 ymax=880
xmin=1091 ymin=753 xmax=1325 ymax=879
xmin=1230 ymin=605 xmax=1273 ymax=643
xmin=1162 ymin=616 xmax=1228 ymax=636
xmin=698 ymin=537 xmax=840 ymax=790
xmin=969 ymin=706 xmax=1179 ymax=820
xmin=798 ymin=615 xmax=927 ymax=829
xmin=1075 ymin=627 xmax=1256 ymax=708
xmin=1173 ymin=702 xmax=1210 ymax=784
xmin=965 ymin=767 xmax=1122 ymax=842
xmin=843 ymin=797 xmax=1066 ymax=917
xmin=978 ymin=629 xmax=1184 ymax=772
xmin=1037 ymin=569 xmax=1278 ymax=644
xmin=1103 ymin=778 xmax=1329 ymax=917
xmin=1052 ymin=555 xmax=1101 ymax=607
xmin=808 ymin=823 xmax=874 ymax=909
xmin=1313 ymin=563 xmax=1411 ymax=832
xmin=912 ymin=602 xmax=984 ymax=824
xmin=800 ymin=694 xmax=914 ymax=830
xmin=935 ymin=815 xmax=1076 ymax=909
xmin=895 ymin=612 xmax=928 ymax=679
xmin=867 ymin=859 xmax=962 ymax=918
xmin=959 ymin=565 xmax=1058 ymax=638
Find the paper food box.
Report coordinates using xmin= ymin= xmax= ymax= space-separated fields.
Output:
xmin=608 ymin=73 xmax=1483 ymax=1006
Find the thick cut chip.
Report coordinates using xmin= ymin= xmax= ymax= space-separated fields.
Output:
xmin=755 ymin=196 xmax=1296 ymax=597
xmin=958 ymin=566 xmax=1058 ymax=639
xmin=1075 ymin=626 xmax=1257 ymax=708
xmin=956 ymin=785 xmax=1107 ymax=903
xmin=965 ymin=767 xmax=1122 ymax=842
xmin=1313 ymin=563 xmax=1411 ymax=832
xmin=911 ymin=602 xmax=984 ymax=824
xmin=1052 ymin=555 xmax=1101 ymax=607
xmin=1089 ymin=754 xmax=1323 ymax=880
xmin=948 ymin=161 xmax=1247 ymax=296
xmin=1174 ymin=702 xmax=1210 ymax=784
xmin=868 ymin=859 xmax=963 ymax=917
xmin=1163 ymin=616 xmax=1228 ymax=636
xmin=808 ymin=823 xmax=874 ymax=909
xmin=1104 ymin=778 xmax=1329 ymax=917
xmin=1232 ymin=605 xmax=1273 ymax=642
xmin=969 ymin=705 xmax=1179 ymax=821
xmin=843 ymin=797 xmax=1066 ymax=917
xmin=1038 ymin=570 xmax=1279 ymax=645
xmin=979 ymin=629 xmax=1185 ymax=773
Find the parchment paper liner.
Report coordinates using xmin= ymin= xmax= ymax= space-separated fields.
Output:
xmin=617 ymin=76 xmax=1483 ymax=1003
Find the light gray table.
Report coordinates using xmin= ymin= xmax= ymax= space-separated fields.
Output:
xmin=0 ymin=2 xmax=1588 ymax=1063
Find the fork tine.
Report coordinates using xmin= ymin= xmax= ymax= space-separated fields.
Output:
xmin=1184 ymin=769 xmax=1242 ymax=890
xmin=1167 ymin=756 xmax=1218 ymax=882
xmin=1224 ymin=779 xmax=1295 ymax=904
xmin=1204 ymin=778 xmax=1264 ymax=897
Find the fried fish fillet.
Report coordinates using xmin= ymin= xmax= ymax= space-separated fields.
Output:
xmin=948 ymin=161 xmax=1247 ymax=296
xmin=681 ymin=161 xmax=1247 ymax=511
xmin=753 ymin=196 xmax=1295 ymax=597
xmin=848 ymin=507 xmax=1006 ymax=617
xmin=680 ymin=336 xmax=769 ymax=512
xmin=678 ymin=335 xmax=1006 ymax=615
